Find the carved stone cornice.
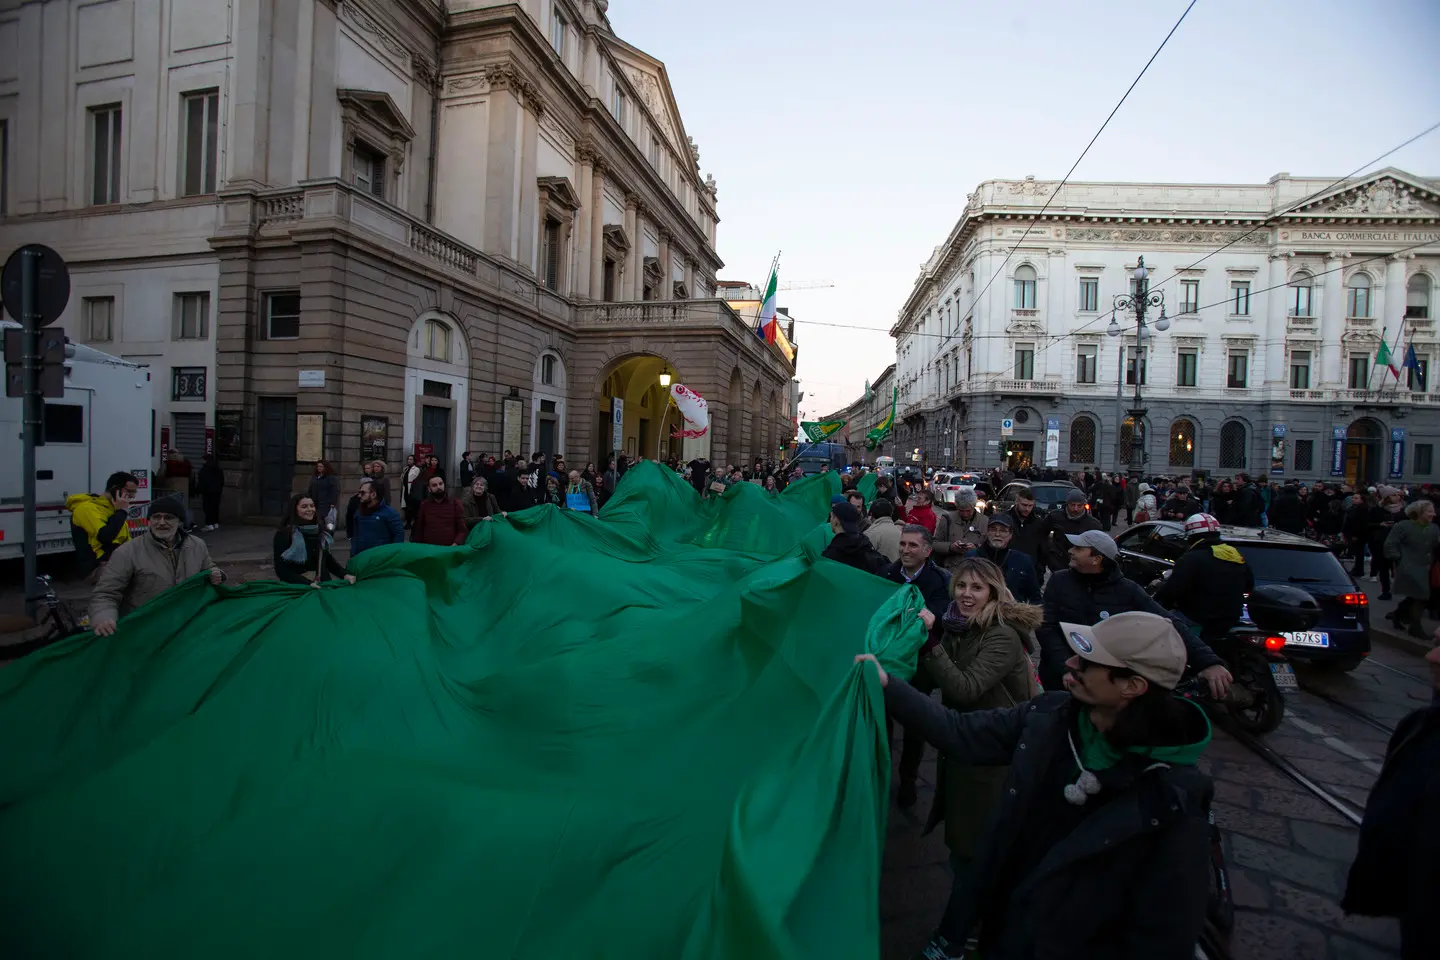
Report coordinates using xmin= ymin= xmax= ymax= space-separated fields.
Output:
xmin=576 ymin=139 xmax=600 ymax=165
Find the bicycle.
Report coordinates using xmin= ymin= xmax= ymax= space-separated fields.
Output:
xmin=0 ymin=576 xmax=88 ymax=662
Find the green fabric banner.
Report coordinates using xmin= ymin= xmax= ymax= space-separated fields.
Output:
xmin=0 ymin=463 xmax=923 ymax=959
xmin=800 ymin=419 xmax=846 ymax=442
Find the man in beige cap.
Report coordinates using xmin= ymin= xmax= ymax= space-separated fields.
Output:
xmin=857 ymin=610 xmax=1214 ymax=960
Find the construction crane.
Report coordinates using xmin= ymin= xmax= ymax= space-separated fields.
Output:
xmin=777 ymin=280 xmax=836 ymax=292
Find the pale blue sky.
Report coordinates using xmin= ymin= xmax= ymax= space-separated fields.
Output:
xmin=608 ymin=0 xmax=1440 ymax=420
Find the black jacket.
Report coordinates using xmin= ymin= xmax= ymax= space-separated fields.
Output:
xmin=196 ymin=461 xmax=225 ymax=497
xmin=1037 ymin=509 xmax=1103 ymax=572
xmin=884 ymin=559 xmax=952 ymax=647
xmin=883 ymin=686 xmax=1214 ymax=959
xmin=1006 ymin=507 xmax=1047 ymax=569
xmin=1342 ymin=502 xmax=1370 ymax=540
xmin=1159 ymin=495 xmax=1201 ymax=521
xmin=458 ymin=458 xmax=475 ymax=488
xmin=1267 ymin=491 xmax=1308 ymax=534
xmin=1228 ymin=484 xmax=1265 ymax=527
xmin=1035 ymin=565 xmax=1223 ymax=690
xmin=968 ymin=544 xmax=1043 ymax=605
xmin=1153 ymin=537 xmax=1255 ymax=640
xmin=822 ymin=532 xmax=888 ymax=576
xmin=1344 ymin=703 xmax=1440 ymax=959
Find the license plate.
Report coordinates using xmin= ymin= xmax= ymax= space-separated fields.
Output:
xmin=1283 ymin=631 xmax=1330 ymax=648
xmin=1270 ymin=662 xmax=1298 ymax=691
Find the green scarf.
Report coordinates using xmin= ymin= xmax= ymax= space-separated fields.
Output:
xmin=1075 ymin=699 xmax=1212 ymax=771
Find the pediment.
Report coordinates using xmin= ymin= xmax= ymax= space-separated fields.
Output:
xmin=607 ymin=40 xmax=695 ymax=168
xmin=337 ymin=89 xmax=415 ymax=141
xmin=603 ymin=224 xmax=631 ymax=251
xmin=538 ymin=176 xmax=580 ymax=212
xmin=1285 ymin=169 xmax=1440 ymax=217
xmin=1006 ymin=318 xmax=1045 ymax=337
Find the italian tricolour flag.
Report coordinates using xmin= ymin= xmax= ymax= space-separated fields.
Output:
xmin=756 ymin=261 xmax=779 ymax=345
xmin=1377 ymin=339 xmax=1401 ymax=380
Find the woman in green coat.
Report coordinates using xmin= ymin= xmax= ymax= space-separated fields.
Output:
xmin=1384 ymin=499 xmax=1438 ymax=639
xmin=914 ymin=556 xmax=1041 ymax=949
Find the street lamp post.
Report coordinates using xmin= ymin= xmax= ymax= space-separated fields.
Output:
xmin=1107 ymin=256 xmax=1169 ymax=484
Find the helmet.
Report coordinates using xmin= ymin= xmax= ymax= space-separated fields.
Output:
xmin=1184 ymin=513 xmax=1221 ymax=537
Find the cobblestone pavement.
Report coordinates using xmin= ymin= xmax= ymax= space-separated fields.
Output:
xmin=878 ymin=642 xmax=1431 ymax=959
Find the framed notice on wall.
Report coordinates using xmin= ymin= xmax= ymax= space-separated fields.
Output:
xmin=296 ymin=414 xmax=325 ymax=463
xmin=361 ymin=415 xmax=388 ymax=463
xmin=502 ymin=397 xmax=523 ymax=455
xmin=215 ymin=410 xmax=243 ymax=461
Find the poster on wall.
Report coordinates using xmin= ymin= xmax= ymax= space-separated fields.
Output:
xmin=1390 ymin=427 xmax=1405 ymax=479
xmin=612 ymin=399 xmax=625 ymax=452
xmin=1044 ymin=417 xmax=1060 ymax=468
xmin=1270 ymin=424 xmax=1286 ymax=475
xmin=296 ymin=414 xmax=325 ymax=463
xmin=125 ymin=468 xmax=152 ymax=537
xmin=502 ymin=397 xmax=523 ymax=455
xmin=1330 ymin=425 xmax=1346 ymax=477
xmin=361 ymin=416 xmax=389 ymax=463
xmin=215 ymin=411 xmax=243 ymax=461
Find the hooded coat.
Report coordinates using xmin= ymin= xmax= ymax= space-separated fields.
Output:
xmin=920 ymin=599 xmax=1042 ymax=859
xmin=66 ymin=493 xmax=132 ymax=570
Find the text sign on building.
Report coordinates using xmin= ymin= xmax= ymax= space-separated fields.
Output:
xmin=171 ymin=367 xmax=207 ymax=401
xmin=1390 ymin=427 xmax=1405 ymax=479
xmin=1270 ymin=424 xmax=1286 ymax=476
xmin=1044 ymin=417 xmax=1060 ymax=468
xmin=1330 ymin=426 xmax=1346 ymax=477
xmin=612 ymin=399 xmax=624 ymax=452
xmin=298 ymin=369 xmax=326 ymax=388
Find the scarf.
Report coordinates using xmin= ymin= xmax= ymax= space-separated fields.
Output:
xmin=941 ymin=600 xmax=970 ymax=635
xmin=281 ymin=523 xmax=327 ymax=564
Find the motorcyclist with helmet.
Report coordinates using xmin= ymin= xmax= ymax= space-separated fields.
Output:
xmin=1153 ymin=513 xmax=1255 ymax=643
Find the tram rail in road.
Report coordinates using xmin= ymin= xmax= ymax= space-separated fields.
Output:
xmin=1218 ymin=717 xmax=1365 ymax=828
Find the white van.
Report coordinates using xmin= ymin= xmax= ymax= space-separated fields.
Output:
xmin=0 ymin=331 xmax=154 ymax=561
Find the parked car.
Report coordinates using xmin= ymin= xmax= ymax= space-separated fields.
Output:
xmin=989 ymin=480 xmax=1081 ymax=515
xmin=930 ymin=472 xmax=992 ymax=507
xmin=1113 ymin=521 xmax=1371 ymax=670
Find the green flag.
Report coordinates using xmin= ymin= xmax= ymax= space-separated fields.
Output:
xmin=865 ymin=387 xmax=898 ymax=450
xmin=801 ymin=419 xmax=846 ymax=442
xmin=0 ymin=464 xmax=923 ymax=959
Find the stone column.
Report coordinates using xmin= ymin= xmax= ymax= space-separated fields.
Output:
xmin=574 ymin=151 xmax=594 ymax=298
xmin=589 ymin=160 xmax=606 ymax=300
xmin=1383 ymin=253 xmax=1409 ymax=335
xmin=1265 ymin=254 xmax=1289 ymax=387
xmin=1320 ymin=253 xmax=1345 ymax=386
xmin=683 ymin=257 xmax=695 ymax=299
xmin=632 ymin=205 xmax=648 ymax=301
xmin=1045 ymin=247 xmax=1066 ymax=379
xmin=622 ymin=194 xmax=638 ymax=301
xmin=658 ymin=232 xmax=672 ymax=300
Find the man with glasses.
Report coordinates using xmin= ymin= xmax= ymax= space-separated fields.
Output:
xmin=90 ymin=497 xmax=225 ymax=637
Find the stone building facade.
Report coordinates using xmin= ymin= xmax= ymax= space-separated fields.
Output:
xmin=0 ymin=0 xmax=794 ymax=515
xmin=880 ymin=169 xmax=1440 ymax=486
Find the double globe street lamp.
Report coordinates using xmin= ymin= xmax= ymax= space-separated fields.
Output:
xmin=1107 ymin=256 xmax=1169 ymax=483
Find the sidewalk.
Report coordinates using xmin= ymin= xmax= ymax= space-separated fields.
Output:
xmin=194 ymin=523 xmax=352 ymax=565
xmin=1358 ymin=576 xmax=1434 ymax=659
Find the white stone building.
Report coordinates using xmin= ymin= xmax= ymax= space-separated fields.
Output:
xmin=884 ymin=169 xmax=1440 ymax=486
xmin=0 ymin=0 xmax=795 ymax=515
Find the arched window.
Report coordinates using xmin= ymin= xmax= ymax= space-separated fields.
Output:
xmin=418 ymin=318 xmax=452 ymax=362
xmin=1290 ymin=271 xmax=1313 ymax=318
xmin=1069 ymin=416 xmax=1096 ymax=464
xmin=1408 ymin=274 xmax=1433 ymax=320
xmin=1169 ymin=418 xmax=1196 ymax=468
xmin=1013 ymin=265 xmax=1037 ymax=309
xmin=1219 ymin=421 xmax=1248 ymax=469
xmin=1346 ymin=273 xmax=1372 ymax=319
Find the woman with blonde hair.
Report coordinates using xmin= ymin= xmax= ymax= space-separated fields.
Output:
xmin=914 ymin=555 xmax=1040 ymax=958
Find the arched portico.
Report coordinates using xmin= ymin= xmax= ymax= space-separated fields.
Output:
xmin=595 ymin=353 xmax=700 ymax=464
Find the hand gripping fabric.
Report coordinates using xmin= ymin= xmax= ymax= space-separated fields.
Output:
xmin=0 ymin=462 xmax=925 ymax=960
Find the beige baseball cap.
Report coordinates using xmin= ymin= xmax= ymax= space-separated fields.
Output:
xmin=1060 ymin=611 xmax=1187 ymax=689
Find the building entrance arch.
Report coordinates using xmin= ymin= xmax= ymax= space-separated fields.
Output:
xmin=1345 ymin=417 xmax=1385 ymax=487
xmin=596 ymin=352 xmax=694 ymax=465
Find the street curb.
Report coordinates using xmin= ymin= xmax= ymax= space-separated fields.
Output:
xmin=1369 ymin=622 xmax=1433 ymax=659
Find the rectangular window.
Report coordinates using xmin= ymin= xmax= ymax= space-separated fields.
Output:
xmin=1408 ymin=357 xmax=1429 ymax=392
xmin=90 ymin=104 xmax=123 ymax=204
xmin=1176 ymin=349 xmax=1198 ymax=387
xmin=1076 ymin=344 xmax=1097 ymax=384
xmin=1125 ymin=346 xmax=1147 ymax=386
xmin=83 ymin=296 xmax=114 ymax=342
xmin=1348 ymin=283 xmax=1371 ymax=319
xmin=1014 ymin=278 xmax=1036 ymax=309
xmin=172 ymin=292 xmax=209 ymax=340
xmin=541 ymin=354 xmax=556 ymax=386
xmin=423 ymin=319 xmax=450 ymax=362
xmin=1417 ymin=443 xmax=1434 ymax=476
xmin=180 ymin=89 xmax=219 ymax=196
xmin=1348 ymin=355 xmax=1370 ymax=389
xmin=1231 ymin=281 xmax=1250 ymax=316
xmin=43 ymin=403 xmax=85 ymax=444
xmin=649 ymin=136 xmax=661 ymax=167
xmin=1014 ymin=344 xmax=1035 ymax=381
xmin=1290 ymin=350 xmax=1311 ymax=389
xmin=611 ymin=86 xmax=625 ymax=124
xmin=264 ymin=291 xmax=301 ymax=340
xmin=1294 ymin=439 xmax=1314 ymax=472
xmin=171 ymin=366 xmax=208 ymax=401
xmin=1078 ymin=277 xmax=1099 ymax=312
xmin=541 ymin=217 xmax=561 ymax=292
xmin=352 ymin=143 xmax=385 ymax=199
xmin=1180 ymin=279 xmax=1200 ymax=314
xmin=1292 ymin=283 xmax=1313 ymax=318
xmin=1227 ymin=351 xmax=1248 ymax=388
xmin=550 ymin=11 xmax=566 ymax=56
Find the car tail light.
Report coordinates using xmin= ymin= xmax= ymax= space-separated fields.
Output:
xmin=1264 ymin=635 xmax=1287 ymax=651
xmin=1340 ymin=593 xmax=1368 ymax=607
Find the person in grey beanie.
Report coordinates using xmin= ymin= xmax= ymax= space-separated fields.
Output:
xmin=90 ymin=496 xmax=225 ymax=637
xmin=934 ymin=488 xmax=989 ymax=575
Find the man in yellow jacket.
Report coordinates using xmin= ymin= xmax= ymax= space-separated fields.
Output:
xmin=66 ymin=471 xmax=139 ymax=578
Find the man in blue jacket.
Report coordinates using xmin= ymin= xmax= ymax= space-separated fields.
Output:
xmin=349 ymin=479 xmax=405 ymax=557
xmin=966 ymin=513 xmax=1042 ymax=604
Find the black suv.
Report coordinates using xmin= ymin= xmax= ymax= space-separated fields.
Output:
xmin=989 ymin=480 xmax=1082 ymax=516
xmin=1114 ymin=521 xmax=1371 ymax=670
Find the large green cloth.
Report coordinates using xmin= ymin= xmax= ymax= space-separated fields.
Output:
xmin=0 ymin=463 xmax=923 ymax=959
